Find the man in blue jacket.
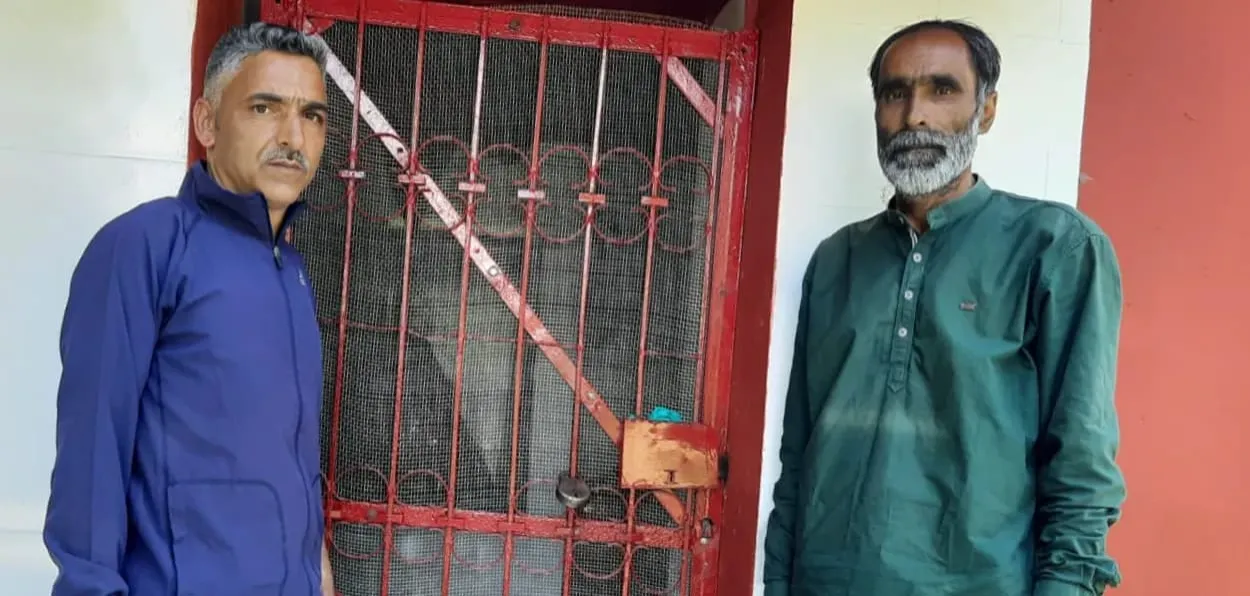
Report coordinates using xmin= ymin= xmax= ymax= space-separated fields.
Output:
xmin=44 ymin=22 xmax=336 ymax=595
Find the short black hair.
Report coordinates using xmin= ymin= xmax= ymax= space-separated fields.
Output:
xmin=868 ymin=20 xmax=1002 ymax=98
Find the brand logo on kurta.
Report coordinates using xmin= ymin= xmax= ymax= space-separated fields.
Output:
xmin=959 ymin=300 xmax=977 ymax=311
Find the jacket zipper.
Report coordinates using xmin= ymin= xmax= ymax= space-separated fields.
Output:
xmin=270 ymin=232 xmax=318 ymax=591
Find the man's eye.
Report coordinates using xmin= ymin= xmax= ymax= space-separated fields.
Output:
xmin=935 ymin=86 xmax=955 ymax=95
xmin=252 ymin=104 xmax=270 ymax=114
xmin=306 ymin=112 xmax=325 ymax=124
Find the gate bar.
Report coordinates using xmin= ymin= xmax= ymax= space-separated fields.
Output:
xmin=561 ymin=24 xmax=609 ymax=596
xmin=621 ymin=31 xmax=672 ymax=596
xmin=300 ymin=0 xmax=724 ymax=59
xmin=380 ymin=2 xmax=427 ymax=593
xmin=327 ymin=497 xmax=686 ymax=547
xmin=437 ymin=13 xmax=493 ymax=593
xmin=320 ymin=1 xmax=368 ymax=567
xmin=501 ymin=19 xmax=552 ymax=595
xmin=688 ymin=37 xmax=731 ymax=593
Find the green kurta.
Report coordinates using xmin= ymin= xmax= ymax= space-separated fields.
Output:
xmin=762 ymin=178 xmax=1125 ymax=596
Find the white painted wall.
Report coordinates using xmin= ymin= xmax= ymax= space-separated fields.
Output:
xmin=752 ymin=0 xmax=1093 ymax=592
xmin=0 ymin=0 xmax=196 ymax=591
xmin=0 ymin=0 xmax=1089 ymax=593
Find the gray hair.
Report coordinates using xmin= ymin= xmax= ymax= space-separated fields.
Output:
xmin=203 ymin=22 xmax=329 ymax=105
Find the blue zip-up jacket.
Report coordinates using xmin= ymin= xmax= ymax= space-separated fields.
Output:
xmin=44 ymin=161 xmax=325 ymax=595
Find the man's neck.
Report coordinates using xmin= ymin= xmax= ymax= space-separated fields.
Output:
xmin=898 ymin=170 xmax=974 ymax=233
xmin=269 ymin=209 xmax=285 ymax=240
xmin=205 ymin=160 xmax=240 ymax=195
xmin=206 ymin=160 xmax=285 ymax=240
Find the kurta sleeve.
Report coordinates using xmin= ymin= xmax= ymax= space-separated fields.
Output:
xmin=1032 ymin=230 xmax=1126 ymax=595
xmin=762 ymin=257 xmax=818 ymax=596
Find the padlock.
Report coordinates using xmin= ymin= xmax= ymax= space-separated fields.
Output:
xmin=555 ymin=471 xmax=591 ymax=512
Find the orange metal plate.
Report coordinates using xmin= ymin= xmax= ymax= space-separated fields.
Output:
xmin=620 ymin=420 xmax=720 ymax=490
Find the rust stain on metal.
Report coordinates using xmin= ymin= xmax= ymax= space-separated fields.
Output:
xmin=620 ymin=420 xmax=720 ymax=489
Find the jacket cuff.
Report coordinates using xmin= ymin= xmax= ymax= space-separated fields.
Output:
xmin=1034 ymin=578 xmax=1095 ymax=596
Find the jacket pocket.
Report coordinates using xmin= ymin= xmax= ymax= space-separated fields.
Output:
xmin=169 ymin=479 xmax=289 ymax=595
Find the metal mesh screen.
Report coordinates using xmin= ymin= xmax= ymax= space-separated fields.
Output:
xmin=496 ymin=5 xmax=721 ymax=30
xmin=283 ymin=4 xmax=746 ymax=593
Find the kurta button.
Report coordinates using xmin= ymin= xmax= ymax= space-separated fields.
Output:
xmin=912 ymin=253 xmax=922 ymax=263
xmin=904 ymin=290 xmax=914 ymax=300
xmin=898 ymin=327 xmax=908 ymax=338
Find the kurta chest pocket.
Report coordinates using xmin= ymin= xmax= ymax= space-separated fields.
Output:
xmin=917 ymin=270 xmax=1029 ymax=358
xmin=168 ymin=480 xmax=289 ymax=595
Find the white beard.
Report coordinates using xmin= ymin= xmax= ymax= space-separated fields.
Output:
xmin=878 ymin=109 xmax=981 ymax=198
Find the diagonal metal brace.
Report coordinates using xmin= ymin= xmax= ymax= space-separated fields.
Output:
xmin=656 ymin=55 xmax=718 ymax=128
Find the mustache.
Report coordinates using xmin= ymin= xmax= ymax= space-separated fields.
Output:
xmin=262 ymin=147 xmax=309 ymax=171
xmin=883 ymin=128 xmax=957 ymax=158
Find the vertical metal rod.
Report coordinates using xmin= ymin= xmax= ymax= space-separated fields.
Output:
xmin=379 ymin=7 xmax=427 ymax=595
xmin=560 ymin=25 xmax=612 ymax=596
xmin=692 ymin=48 xmax=728 ymax=424
xmin=679 ymin=489 xmax=695 ymax=592
xmin=502 ymin=21 xmax=551 ymax=595
xmin=322 ymin=0 xmax=368 ymax=576
xmin=621 ymin=32 xmax=671 ymax=596
xmin=687 ymin=45 xmax=728 ymax=595
xmin=440 ymin=14 xmax=490 ymax=595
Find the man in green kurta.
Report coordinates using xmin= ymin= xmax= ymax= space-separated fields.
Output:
xmin=762 ymin=20 xmax=1125 ymax=596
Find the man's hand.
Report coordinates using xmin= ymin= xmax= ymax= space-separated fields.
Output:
xmin=321 ymin=541 xmax=335 ymax=596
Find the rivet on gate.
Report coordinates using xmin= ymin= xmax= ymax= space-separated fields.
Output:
xmin=487 ymin=266 xmax=500 ymax=277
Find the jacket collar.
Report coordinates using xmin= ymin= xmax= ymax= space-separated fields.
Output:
xmin=886 ymin=175 xmax=993 ymax=231
xmin=179 ymin=160 xmax=306 ymax=242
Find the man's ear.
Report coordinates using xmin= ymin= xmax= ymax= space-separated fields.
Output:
xmin=192 ymin=97 xmax=217 ymax=150
xmin=978 ymin=90 xmax=998 ymax=134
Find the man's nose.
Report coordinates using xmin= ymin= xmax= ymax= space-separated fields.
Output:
xmin=903 ymin=98 xmax=929 ymax=130
xmin=277 ymin=112 xmax=305 ymax=149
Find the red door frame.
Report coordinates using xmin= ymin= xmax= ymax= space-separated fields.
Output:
xmin=186 ymin=1 xmax=793 ymax=593
xmin=714 ymin=1 xmax=792 ymax=591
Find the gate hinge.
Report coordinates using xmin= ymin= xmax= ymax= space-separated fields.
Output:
xmin=718 ymin=453 xmax=730 ymax=484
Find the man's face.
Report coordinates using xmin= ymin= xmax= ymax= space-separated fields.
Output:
xmin=874 ymin=28 xmax=996 ymax=198
xmin=193 ymin=51 xmax=328 ymax=211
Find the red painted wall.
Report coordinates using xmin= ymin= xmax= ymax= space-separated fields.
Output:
xmin=1079 ymin=1 xmax=1250 ymax=594
xmin=187 ymin=0 xmax=243 ymax=164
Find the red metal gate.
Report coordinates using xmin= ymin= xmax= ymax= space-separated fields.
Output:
xmin=263 ymin=2 xmax=757 ymax=594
